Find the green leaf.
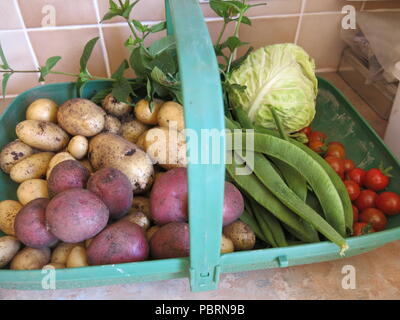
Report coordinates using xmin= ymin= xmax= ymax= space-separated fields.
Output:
xmin=132 ymin=19 xmax=146 ymax=32
xmin=2 ymin=73 xmax=11 ymax=98
xmin=109 ymin=0 xmax=118 ymax=11
xmin=150 ymin=49 xmax=178 ymax=75
xmin=224 ymin=36 xmax=248 ymax=52
xmin=39 ymin=56 xmax=61 ymax=81
xmin=0 ymin=43 xmax=10 ymax=70
xmin=230 ymin=46 xmax=253 ymax=71
xmin=241 ymin=16 xmax=252 ymax=26
xmin=100 ymin=11 xmax=119 ymax=22
xmin=149 ymin=21 xmax=166 ymax=33
xmin=122 ymin=0 xmax=139 ymax=19
xmin=111 ymin=59 xmax=129 ymax=80
xmin=91 ymin=87 xmax=112 ymax=104
xmin=112 ymin=77 xmax=134 ymax=104
xmin=148 ymin=35 xmax=175 ymax=56
xmin=80 ymin=37 xmax=100 ymax=73
xmin=129 ymin=46 xmax=152 ymax=77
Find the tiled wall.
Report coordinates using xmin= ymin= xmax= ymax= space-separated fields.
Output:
xmin=1 ymin=0 xmax=400 ymax=104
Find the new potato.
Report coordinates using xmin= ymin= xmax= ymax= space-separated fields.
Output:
xmin=10 ymin=152 xmax=54 ymax=183
xmin=66 ymin=246 xmax=88 ymax=268
xmin=67 ymin=136 xmax=88 ymax=160
xmin=142 ymin=126 xmax=187 ymax=170
xmin=123 ymin=211 xmax=150 ymax=230
xmin=121 ymin=119 xmax=149 ymax=143
xmin=157 ymin=101 xmax=185 ymax=131
xmin=26 ymin=98 xmax=58 ymax=123
xmin=104 ymin=115 xmax=122 ymax=135
xmin=0 ymin=200 xmax=22 ymax=235
xmin=102 ymin=94 xmax=131 ymax=118
xmin=10 ymin=247 xmax=51 ymax=270
xmin=134 ymin=99 xmax=163 ymax=125
xmin=57 ymin=98 xmax=106 ymax=137
xmin=17 ymin=179 xmax=49 ymax=205
xmin=0 ymin=236 xmax=21 ymax=268
xmin=16 ymin=120 xmax=69 ymax=151
xmin=131 ymin=196 xmax=151 ymax=219
xmin=0 ymin=140 xmax=34 ymax=174
xmin=51 ymin=242 xmax=80 ymax=264
xmin=89 ymin=133 xmax=154 ymax=193
xmin=223 ymin=221 xmax=255 ymax=251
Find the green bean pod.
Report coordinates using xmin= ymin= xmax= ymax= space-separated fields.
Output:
xmin=228 ymin=130 xmax=347 ymax=238
xmin=226 ymin=159 xmax=319 ymax=244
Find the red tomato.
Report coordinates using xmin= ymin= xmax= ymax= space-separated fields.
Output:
xmin=309 ymin=131 xmax=327 ymax=142
xmin=344 ymin=180 xmax=360 ymax=201
xmin=343 ymin=159 xmax=355 ymax=172
xmin=354 ymin=189 xmax=378 ymax=211
xmin=352 ymin=205 xmax=359 ymax=222
xmin=326 ymin=143 xmax=346 ymax=159
xmin=325 ymin=156 xmax=345 ymax=178
xmin=359 ymin=208 xmax=387 ymax=231
xmin=329 ymin=141 xmax=345 ymax=148
xmin=353 ymin=222 xmax=375 ymax=236
xmin=300 ymin=126 xmax=312 ymax=137
xmin=376 ymin=192 xmax=400 ymax=216
xmin=308 ymin=140 xmax=326 ymax=154
xmin=363 ymin=168 xmax=389 ymax=191
xmin=347 ymin=168 xmax=366 ymax=186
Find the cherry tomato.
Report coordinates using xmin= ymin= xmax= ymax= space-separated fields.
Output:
xmin=359 ymin=208 xmax=387 ymax=231
xmin=325 ymin=156 xmax=345 ymax=178
xmin=347 ymin=168 xmax=366 ymax=186
xmin=343 ymin=159 xmax=355 ymax=172
xmin=352 ymin=205 xmax=359 ymax=222
xmin=363 ymin=168 xmax=389 ymax=191
xmin=344 ymin=180 xmax=360 ymax=201
xmin=308 ymin=140 xmax=326 ymax=154
xmin=300 ymin=126 xmax=312 ymax=137
xmin=376 ymin=191 xmax=400 ymax=216
xmin=353 ymin=222 xmax=375 ymax=236
xmin=309 ymin=131 xmax=327 ymax=142
xmin=329 ymin=141 xmax=345 ymax=148
xmin=326 ymin=143 xmax=346 ymax=159
xmin=354 ymin=189 xmax=378 ymax=211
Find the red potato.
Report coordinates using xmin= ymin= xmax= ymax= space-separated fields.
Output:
xmin=87 ymin=220 xmax=148 ymax=266
xmin=150 ymin=167 xmax=188 ymax=225
xmin=15 ymin=198 xmax=58 ymax=248
xmin=47 ymin=160 xmax=90 ymax=197
xmin=87 ymin=167 xmax=133 ymax=219
xmin=150 ymin=222 xmax=189 ymax=259
xmin=222 ymin=182 xmax=244 ymax=226
xmin=150 ymin=168 xmax=244 ymax=226
xmin=45 ymin=188 xmax=109 ymax=243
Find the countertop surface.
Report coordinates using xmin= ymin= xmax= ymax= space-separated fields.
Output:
xmin=0 ymin=73 xmax=399 ymax=300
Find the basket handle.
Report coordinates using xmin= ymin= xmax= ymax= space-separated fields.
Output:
xmin=165 ymin=0 xmax=226 ymax=291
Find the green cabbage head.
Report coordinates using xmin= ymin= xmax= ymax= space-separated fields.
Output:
xmin=228 ymin=43 xmax=318 ymax=133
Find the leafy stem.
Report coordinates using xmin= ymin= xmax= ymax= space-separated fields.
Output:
xmin=226 ymin=11 xmax=244 ymax=74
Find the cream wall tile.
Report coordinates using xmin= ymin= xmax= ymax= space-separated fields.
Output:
xmin=364 ymin=1 xmax=400 ymax=10
xmin=28 ymin=28 xmax=107 ymax=83
xmin=102 ymin=25 xmax=167 ymax=78
xmin=297 ymin=13 xmax=346 ymax=69
xmin=0 ymin=31 xmax=39 ymax=95
xmin=0 ymin=0 xmax=22 ymax=30
xmin=17 ymin=0 xmax=97 ymax=28
xmin=202 ymin=0 xmax=302 ymax=17
xmin=97 ymin=0 xmax=165 ymax=23
xmin=236 ymin=16 xmax=299 ymax=57
xmin=305 ymin=0 xmax=362 ymax=13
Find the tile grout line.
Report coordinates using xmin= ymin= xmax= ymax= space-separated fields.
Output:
xmin=92 ymin=0 xmax=112 ymax=77
xmin=12 ymin=0 xmax=41 ymax=82
xmin=294 ymin=0 xmax=306 ymax=45
xmin=0 ymin=10 xmax=363 ymax=34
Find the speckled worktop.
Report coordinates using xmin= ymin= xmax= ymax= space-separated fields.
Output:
xmin=0 ymin=73 xmax=399 ymax=300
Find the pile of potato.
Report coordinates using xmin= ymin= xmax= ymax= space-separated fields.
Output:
xmin=0 ymin=94 xmax=255 ymax=270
